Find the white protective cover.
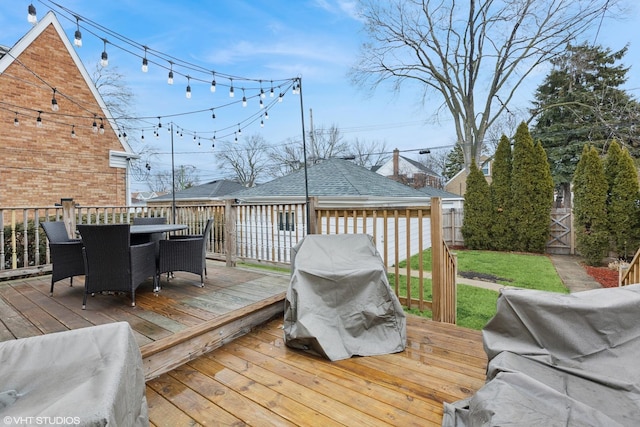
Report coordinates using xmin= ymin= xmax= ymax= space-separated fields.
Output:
xmin=0 ymin=322 xmax=149 ymax=426
xmin=284 ymin=234 xmax=406 ymax=361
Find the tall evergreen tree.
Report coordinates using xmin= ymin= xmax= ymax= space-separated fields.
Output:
xmin=604 ymin=140 xmax=640 ymax=258
xmin=529 ymin=141 xmax=555 ymax=252
xmin=443 ymin=143 xmax=465 ymax=181
xmin=531 ymin=43 xmax=640 ymax=207
xmin=511 ymin=123 xmax=544 ymax=252
xmin=461 ymin=162 xmax=492 ymax=250
xmin=573 ymin=145 xmax=609 ymax=265
xmin=489 ymin=135 xmax=513 ymax=250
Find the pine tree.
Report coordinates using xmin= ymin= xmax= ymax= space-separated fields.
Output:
xmin=489 ymin=135 xmax=513 ymax=250
xmin=531 ymin=43 xmax=640 ymax=206
xmin=604 ymin=140 xmax=640 ymax=258
xmin=573 ymin=145 xmax=609 ymax=265
xmin=461 ymin=162 xmax=492 ymax=249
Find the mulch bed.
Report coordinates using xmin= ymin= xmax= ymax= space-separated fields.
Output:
xmin=583 ymin=265 xmax=619 ymax=288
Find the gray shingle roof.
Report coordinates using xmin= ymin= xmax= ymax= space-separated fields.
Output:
xmin=152 ymin=180 xmax=245 ymax=200
xmin=231 ymin=158 xmax=428 ymax=199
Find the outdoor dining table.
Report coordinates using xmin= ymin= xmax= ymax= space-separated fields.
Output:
xmin=130 ymin=223 xmax=188 ymax=240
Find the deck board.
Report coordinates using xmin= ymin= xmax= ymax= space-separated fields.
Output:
xmin=0 ymin=261 xmax=487 ymax=426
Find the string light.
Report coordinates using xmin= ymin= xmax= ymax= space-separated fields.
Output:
xmin=210 ymin=72 xmax=216 ymax=92
xmin=74 ymin=17 xmax=82 ymax=47
xmin=167 ymin=62 xmax=174 ymax=85
xmin=260 ymin=119 xmax=264 ymax=128
xmin=100 ymin=39 xmax=108 ymax=66
xmin=237 ymin=124 xmax=242 ymax=135
xmin=259 ymin=98 xmax=264 ymax=109
xmin=141 ymin=130 xmax=145 ymax=140
xmin=14 ymin=112 xmax=19 ymax=127
xmin=99 ymin=118 xmax=104 ymax=134
xmin=141 ymin=46 xmax=148 ymax=72
xmin=71 ymin=125 xmax=76 ymax=138
xmin=211 ymin=108 xmax=216 ymax=119
xmin=51 ymin=88 xmax=59 ymax=111
xmin=229 ymin=79 xmax=234 ymax=97
xmin=185 ymin=76 xmax=192 ymax=99
xmin=270 ymin=82 xmax=274 ymax=97
xmin=265 ymin=111 xmax=269 ymax=120
xmin=242 ymin=88 xmax=247 ymax=107
xmin=27 ymin=3 xmax=37 ymax=24
xmin=36 ymin=111 xmax=42 ymax=127
xmin=92 ymin=115 xmax=98 ymax=133
xmin=278 ymin=92 xmax=283 ymax=103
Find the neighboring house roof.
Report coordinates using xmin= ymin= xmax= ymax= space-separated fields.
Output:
xmin=152 ymin=180 xmax=245 ymax=201
xmin=375 ymin=154 xmax=441 ymax=178
xmin=416 ymin=186 xmax=463 ymax=199
xmin=229 ymin=158 xmax=436 ymax=205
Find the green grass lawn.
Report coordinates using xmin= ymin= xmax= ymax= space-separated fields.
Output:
xmin=398 ymin=249 xmax=568 ymax=330
xmin=242 ymin=249 xmax=569 ymax=331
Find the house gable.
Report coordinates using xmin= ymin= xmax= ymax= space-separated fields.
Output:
xmin=0 ymin=12 xmax=135 ymax=206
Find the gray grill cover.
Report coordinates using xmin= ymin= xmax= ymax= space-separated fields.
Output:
xmin=443 ymin=284 xmax=640 ymax=426
xmin=284 ymin=234 xmax=406 ymax=361
xmin=0 ymin=322 xmax=148 ymax=426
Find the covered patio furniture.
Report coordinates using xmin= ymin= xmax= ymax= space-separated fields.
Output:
xmin=78 ymin=224 xmax=157 ymax=309
xmin=157 ymin=218 xmax=214 ymax=287
xmin=284 ymin=234 xmax=406 ymax=361
xmin=40 ymin=221 xmax=85 ymax=296
xmin=0 ymin=322 xmax=148 ymax=426
xmin=443 ymin=284 xmax=640 ymax=426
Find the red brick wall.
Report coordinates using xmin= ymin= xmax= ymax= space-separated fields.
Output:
xmin=0 ymin=23 xmax=127 ymax=207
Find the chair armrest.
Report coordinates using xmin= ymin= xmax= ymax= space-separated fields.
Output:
xmin=168 ymin=234 xmax=202 ymax=240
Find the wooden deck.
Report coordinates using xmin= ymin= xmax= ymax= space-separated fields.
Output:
xmin=0 ymin=260 xmax=487 ymax=426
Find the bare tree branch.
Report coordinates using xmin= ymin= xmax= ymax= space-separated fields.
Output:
xmin=351 ymin=0 xmax=623 ymax=168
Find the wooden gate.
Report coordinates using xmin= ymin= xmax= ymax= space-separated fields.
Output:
xmin=547 ymin=208 xmax=574 ymax=255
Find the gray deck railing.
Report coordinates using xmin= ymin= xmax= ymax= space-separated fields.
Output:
xmin=1 ymin=197 xmax=457 ymax=323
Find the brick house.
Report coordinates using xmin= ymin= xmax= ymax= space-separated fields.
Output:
xmin=0 ymin=11 xmax=136 ymax=208
xmin=374 ymin=148 xmax=443 ymax=189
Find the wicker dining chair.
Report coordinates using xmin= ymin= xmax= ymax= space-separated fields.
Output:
xmin=78 ymin=224 xmax=157 ymax=309
xmin=158 ymin=218 xmax=214 ymax=287
xmin=41 ymin=221 xmax=85 ymax=296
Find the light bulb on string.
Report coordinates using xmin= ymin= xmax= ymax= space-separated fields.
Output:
xmin=73 ymin=17 xmax=82 ymax=47
xmin=260 ymin=83 xmax=265 ymax=99
xmin=278 ymin=93 xmax=283 ymax=103
xmin=259 ymin=98 xmax=264 ymax=109
xmin=211 ymin=108 xmax=216 ymax=119
xmin=229 ymin=79 xmax=234 ymax=97
xmin=260 ymin=119 xmax=264 ymax=128
xmin=167 ymin=62 xmax=174 ymax=84
xmin=186 ymin=76 xmax=192 ymax=99
xmin=36 ymin=111 xmax=42 ymax=128
xmin=100 ymin=39 xmax=108 ymax=66
xmin=51 ymin=88 xmax=59 ymax=111
xmin=265 ymin=111 xmax=269 ymax=120
xmin=157 ymin=117 xmax=162 ymax=129
xmin=99 ymin=118 xmax=104 ymax=134
xmin=13 ymin=112 xmax=19 ymax=127
xmin=141 ymin=130 xmax=145 ymax=140
xmin=210 ymin=72 xmax=216 ymax=92
xmin=92 ymin=116 xmax=98 ymax=133
xmin=28 ymin=3 xmax=37 ymax=24
xmin=141 ymin=47 xmax=148 ymax=72
xmin=270 ymin=82 xmax=274 ymax=97
xmin=242 ymin=89 xmax=247 ymax=107
xmin=71 ymin=125 xmax=76 ymax=138
xmin=237 ymin=125 xmax=242 ymax=135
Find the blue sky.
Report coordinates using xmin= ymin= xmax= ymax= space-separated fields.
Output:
xmin=1 ymin=1 xmax=639 ymax=190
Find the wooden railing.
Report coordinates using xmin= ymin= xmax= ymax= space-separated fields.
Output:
xmin=620 ymin=248 xmax=640 ymax=286
xmin=1 ymin=198 xmax=457 ymax=323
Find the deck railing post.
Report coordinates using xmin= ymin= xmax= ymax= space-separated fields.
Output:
xmin=61 ymin=198 xmax=76 ymax=239
xmin=307 ymin=197 xmax=318 ymax=235
xmin=431 ymin=197 xmax=443 ymax=322
xmin=225 ymin=200 xmax=237 ymax=267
